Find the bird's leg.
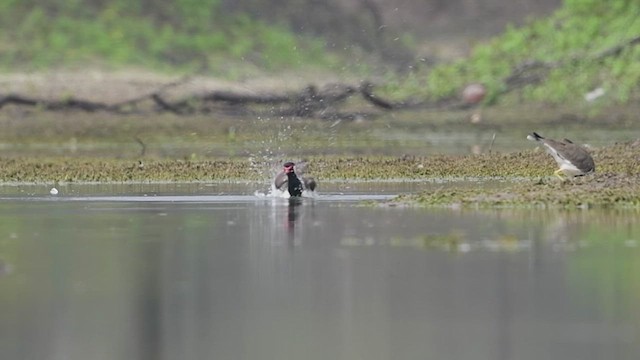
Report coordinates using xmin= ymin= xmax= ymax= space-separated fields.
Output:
xmin=554 ymin=168 xmax=567 ymax=181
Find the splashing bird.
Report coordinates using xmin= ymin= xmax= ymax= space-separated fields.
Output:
xmin=527 ymin=132 xmax=595 ymax=180
xmin=273 ymin=162 xmax=317 ymax=197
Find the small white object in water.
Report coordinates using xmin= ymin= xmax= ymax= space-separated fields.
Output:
xmin=50 ymin=187 xmax=59 ymax=195
xmin=457 ymin=243 xmax=472 ymax=252
xmin=584 ymin=87 xmax=605 ymax=102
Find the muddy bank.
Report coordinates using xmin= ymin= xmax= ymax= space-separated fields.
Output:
xmin=1 ymin=71 xmax=639 ymax=207
xmin=388 ymin=140 xmax=640 ymax=208
xmin=4 ymin=70 xmax=640 ymax=123
xmin=391 ymin=173 xmax=640 ymax=208
xmin=1 ymin=141 xmax=639 ymax=207
xmin=0 ymin=70 xmax=350 ymax=103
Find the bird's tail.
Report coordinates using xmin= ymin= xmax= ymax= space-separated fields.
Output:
xmin=526 ymin=132 xmax=544 ymax=142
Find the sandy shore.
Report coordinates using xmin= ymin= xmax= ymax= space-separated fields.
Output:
xmin=0 ymin=69 xmax=357 ymax=103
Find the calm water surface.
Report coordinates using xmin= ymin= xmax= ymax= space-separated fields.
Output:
xmin=4 ymin=111 xmax=640 ymax=157
xmin=0 ymin=183 xmax=638 ymax=360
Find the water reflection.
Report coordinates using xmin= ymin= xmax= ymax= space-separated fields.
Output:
xmin=0 ymin=194 xmax=638 ymax=360
xmin=286 ymin=198 xmax=303 ymax=246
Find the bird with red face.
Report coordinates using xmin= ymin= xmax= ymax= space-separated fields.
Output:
xmin=273 ymin=162 xmax=317 ymax=197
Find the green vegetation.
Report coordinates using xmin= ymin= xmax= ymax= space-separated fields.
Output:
xmin=1 ymin=0 xmax=640 ymax=106
xmin=384 ymin=0 xmax=640 ymax=106
xmin=0 ymin=0 xmax=339 ymax=73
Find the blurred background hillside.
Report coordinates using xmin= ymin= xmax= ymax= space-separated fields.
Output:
xmin=1 ymin=0 xmax=639 ymax=106
xmin=0 ymin=0 xmax=560 ymax=71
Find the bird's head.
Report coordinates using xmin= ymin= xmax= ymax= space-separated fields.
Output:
xmin=283 ymin=162 xmax=295 ymax=174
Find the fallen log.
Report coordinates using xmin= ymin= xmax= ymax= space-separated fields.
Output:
xmin=202 ymin=91 xmax=290 ymax=104
xmin=0 ymin=74 xmax=472 ymax=118
xmin=0 ymin=94 xmax=110 ymax=112
xmin=360 ymin=81 xmax=395 ymax=109
xmin=0 ymin=94 xmax=38 ymax=107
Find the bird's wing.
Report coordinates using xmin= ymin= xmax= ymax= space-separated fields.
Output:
xmin=302 ymin=176 xmax=317 ymax=191
xmin=273 ymin=171 xmax=288 ymax=189
xmin=559 ymin=144 xmax=595 ymax=172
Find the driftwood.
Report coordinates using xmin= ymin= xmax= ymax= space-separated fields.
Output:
xmin=0 ymin=79 xmax=413 ymax=119
xmin=2 ymin=36 xmax=637 ymax=116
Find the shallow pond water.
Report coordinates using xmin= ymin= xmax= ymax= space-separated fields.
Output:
xmin=0 ymin=183 xmax=639 ymax=360
xmin=2 ymin=108 xmax=640 ymax=158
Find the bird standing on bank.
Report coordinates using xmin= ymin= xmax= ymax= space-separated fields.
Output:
xmin=273 ymin=162 xmax=317 ymax=197
xmin=527 ymin=132 xmax=595 ymax=180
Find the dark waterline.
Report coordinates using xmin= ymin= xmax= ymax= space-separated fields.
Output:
xmin=0 ymin=184 xmax=638 ymax=360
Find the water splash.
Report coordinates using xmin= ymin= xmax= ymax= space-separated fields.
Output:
xmin=253 ymin=183 xmax=317 ymax=199
xmin=247 ymin=114 xmax=323 ymax=199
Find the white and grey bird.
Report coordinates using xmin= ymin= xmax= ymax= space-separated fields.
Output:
xmin=527 ymin=132 xmax=595 ymax=179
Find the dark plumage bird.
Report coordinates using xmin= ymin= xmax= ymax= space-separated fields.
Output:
xmin=527 ymin=132 xmax=595 ymax=179
xmin=274 ymin=162 xmax=316 ymax=197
